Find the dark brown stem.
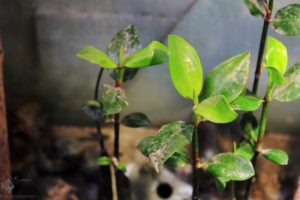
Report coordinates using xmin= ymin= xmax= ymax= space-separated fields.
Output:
xmin=94 ymin=68 xmax=106 ymax=152
xmin=114 ymin=69 xmax=123 ymax=159
xmin=192 ymin=123 xmax=201 ymax=200
xmin=245 ymin=1 xmax=273 ymax=199
xmin=114 ymin=113 xmax=120 ymax=159
xmin=252 ymin=0 xmax=273 ymax=94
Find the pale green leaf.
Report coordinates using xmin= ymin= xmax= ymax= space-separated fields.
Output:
xmin=124 ymin=41 xmax=168 ymax=68
xmin=137 ymin=137 xmax=190 ymax=168
xmin=272 ymin=62 xmax=300 ymax=102
xmin=106 ymin=24 xmax=141 ymax=64
xmin=262 ymin=148 xmax=288 ymax=165
xmin=194 ymin=95 xmax=238 ymax=124
xmin=168 ymin=35 xmax=203 ymax=101
xmin=265 ymin=36 xmax=288 ymax=75
xmin=231 ymin=89 xmax=263 ymax=111
xmin=201 ymin=51 xmax=250 ymax=102
xmin=272 ymin=4 xmax=300 ymax=36
xmin=138 ymin=121 xmax=194 ymax=172
xmin=203 ymin=153 xmax=255 ymax=181
xmin=76 ymin=46 xmax=117 ymax=68
xmin=101 ymin=84 xmax=128 ymax=115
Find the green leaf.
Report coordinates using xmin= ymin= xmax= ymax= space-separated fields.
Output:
xmin=243 ymin=0 xmax=264 ymax=17
xmin=266 ymin=67 xmax=286 ymax=90
xmin=201 ymin=51 xmax=250 ymax=102
xmin=116 ymin=163 xmax=126 ymax=172
xmin=81 ymin=100 xmax=102 ymax=122
xmin=265 ymin=36 xmax=288 ymax=75
xmin=272 ymin=62 xmax=300 ymax=102
xmin=193 ymin=95 xmax=238 ymax=124
xmin=230 ymin=89 xmax=263 ymax=111
xmin=203 ymin=153 xmax=255 ymax=181
xmin=236 ymin=141 xmax=254 ymax=160
xmin=101 ymin=84 xmax=128 ymax=115
xmin=122 ymin=112 xmax=151 ymax=128
xmin=124 ymin=41 xmax=169 ymax=68
xmin=76 ymin=46 xmax=117 ymax=69
xmin=165 ymin=147 xmax=190 ymax=168
xmin=262 ymin=149 xmax=288 ymax=165
xmin=106 ymin=24 xmax=141 ymax=64
xmin=272 ymin=4 xmax=300 ymax=36
xmin=215 ymin=177 xmax=228 ymax=192
xmin=241 ymin=113 xmax=259 ymax=142
xmin=137 ymin=136 xmax=154 ymax=157
xmin=168 ymin=35 xmax=203 ymax=102
xmin=138 ymin=121 xmax=194 ymax=172
xmin=138 ymin=137 xmax=190 ymax=168
xmin=97 ymin=156 xmax=112 ymax=166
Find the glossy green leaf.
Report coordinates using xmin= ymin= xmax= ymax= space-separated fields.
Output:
xmin=201 ymin=51 xmax=250 ymax=102
xmin=266 ymin=67 xmax=286 ymax=90
xmin=262 ymin=149 xmax=288 ymax=165
xmin=137 ymin=136 xmax=154 ymax=157
xmin=106 ymin=24 xmax=141 ymax=64
xmin=215 ymin=177 xmax=228 ymax=192
xmin=165 ymin=147 xmax=190 ymax=168
xmin=231 ymin=89 xmax=263 ymax=111
xmin=97 ymin=156 xmax=112 ymax=166
xmin=236 ymin=141 xmax=254 ymax=160
xmin=193 ymin=95 xmax=238 ymax=124
xmin=272 ymin=62 xmax=300 ymax=102
xmin=265 ymin=36 xmax=288 ymax=75
xmin=122 ymin=112 xmax=151 ymax=128
xmin=76 ymin=46 xmax=117 ymax=68
xmin=101 ymin=84 xmax=128 ymax=115
xmin=168 ymin=35 xmax=203 ymax=101
xmin=138 ymin=121 xmax=194 ymax=172
xmin=243 ymin=0 xmax=264 ymax=17
xmin=203 ymin=153 xmax=255 ymax=181
xmin=124 ymin=41 xmax=168 ymax=68
xmin=81 ymin=100 xmax=102 ymax=122
xmin=272 ymin=4 xmax=300 ymax=36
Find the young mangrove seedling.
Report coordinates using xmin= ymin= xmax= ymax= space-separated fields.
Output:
xmin=241 ymin=1 xmax=300 ymax=198
xmin=138 ymin=35 xmax=256 ymax=200
xmin=76 ymin=24 xmax=168 ymax=200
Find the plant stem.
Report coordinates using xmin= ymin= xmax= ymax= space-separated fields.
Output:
xmin=252 ymin=0 xmax=273 ymax=95
xmin=192 ymin=122 xmax=201 ymax=200
xmin=231 ymin=181 xmax=236 ymax=200
xmin=244 ymin=97 xmax=270 ymax=199
xmin=244 ymin=1 xmax=273 ymax=199
xmin=114 ymin=68 xmax=124 ymax=159
xmin=114 ymin=113 xmax=120 ymax=159
xmin=94 ymin=68 xmax=106 ymax=152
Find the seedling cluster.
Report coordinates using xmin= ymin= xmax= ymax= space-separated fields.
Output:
xmin=76 ymin=1 xmax=300 ymax=199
